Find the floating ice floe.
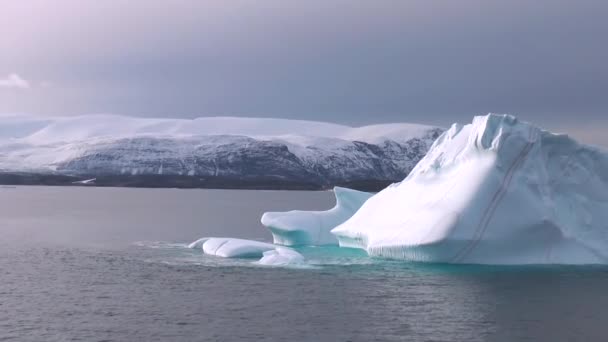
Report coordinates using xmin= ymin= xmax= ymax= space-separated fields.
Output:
xmin=188 ymin=237 xmax=277 ymax=258
xmin=188 ymin=237 xmax=304 ymax=264
xmin=72 ymin=178 xmax=96 ymax=185
xmin=258 ymin=247 xmax=305 ymax=266
xmin=332 ymin=114 xmax=608 ymax=265
xmin=261 ymin=187 xmax=373 ymax=246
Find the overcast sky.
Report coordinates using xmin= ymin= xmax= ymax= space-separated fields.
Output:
xmin=1 ymin=0 xmax=607 ymax=145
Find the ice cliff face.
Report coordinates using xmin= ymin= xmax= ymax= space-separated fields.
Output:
xmin=333 ymin=114 xmax=608 ymax=265
xmin=0 ymin=114 xmax=442 ymax=186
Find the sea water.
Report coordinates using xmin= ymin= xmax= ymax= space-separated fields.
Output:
xmin=1 ymin=186 xmax=607 ymax=341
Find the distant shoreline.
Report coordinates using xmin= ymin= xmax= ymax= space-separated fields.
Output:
xmin=0 ymin=172 xmax=394 ymax=192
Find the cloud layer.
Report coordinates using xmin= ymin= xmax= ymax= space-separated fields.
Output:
xmin=0 ymin=1 xmax=606 ymax=145
xmin=0 ymin=74 xmax=29 ymax=89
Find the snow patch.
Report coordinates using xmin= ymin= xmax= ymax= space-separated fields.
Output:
xmin=72 ymin=178 xmax=96 ymax=185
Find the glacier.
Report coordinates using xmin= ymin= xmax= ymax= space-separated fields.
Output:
xmin=332 ymin=114 xmax=608 ymax=265
xmin=261 ymin=187 xmax=373 ymax=246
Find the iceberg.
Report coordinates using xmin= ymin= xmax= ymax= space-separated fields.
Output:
xmin=332 ymin=114 xmax=608 ymax=265
xmin=188 ymin=237 xmax=278 ymax=258
xmin=261 ymin=187 xmax=373 ymax=246
xmin=258 ymin=247 xmax=305 ymax=266
xmin=188 ymin=237 xmax=304 ymax=264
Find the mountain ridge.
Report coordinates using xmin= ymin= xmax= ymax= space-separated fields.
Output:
xmin=0 ymin=115 xmax=444 ymax=190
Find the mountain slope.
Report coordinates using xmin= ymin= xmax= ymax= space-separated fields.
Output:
xmin=0 ymin=114 xmax=443 ymax=189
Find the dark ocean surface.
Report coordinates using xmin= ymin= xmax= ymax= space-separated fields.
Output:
xmin=1 ymin=186 xmax=607 ymax=341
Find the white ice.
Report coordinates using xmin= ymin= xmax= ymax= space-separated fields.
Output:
xmin=261 ymin=187 xmax=373 ymax=246
xmin=332 ymin=114 xmax=608 ymax=265
xmin=188 ymin=237 xmax=278 ymax=258
xmin=188 ymin=237 xmax=304 ymax=264
xmin=257 ymin=247 xmax=305 ymax=266
xmin=72 ymin=178 xmax=96 ymax=185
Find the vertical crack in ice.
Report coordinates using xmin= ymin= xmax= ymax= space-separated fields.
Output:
xmin=450 ymin=128 xmax=536 ymax=263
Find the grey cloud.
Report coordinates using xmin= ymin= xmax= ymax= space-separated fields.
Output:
xmin=0 ymin=0 xmax=606 ymax=145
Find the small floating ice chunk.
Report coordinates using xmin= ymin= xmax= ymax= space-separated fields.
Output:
xmin=72 ymin=178 xmax=96 ymax=185
xmin=258 ymin=247 xmax=305 ymax=266
xmin=188 ymin=237 xmax=305 ymax=264
xmin=261 ymin=187 xmax=373 ymax=246
xmin=187 ymin=237 xmax=209 ymax=249
xmin=188 ymin=237 xmax=277 ymax=258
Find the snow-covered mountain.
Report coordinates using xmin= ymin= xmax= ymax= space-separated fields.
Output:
xmin=0 ymin=114 xmax=443 ymax=188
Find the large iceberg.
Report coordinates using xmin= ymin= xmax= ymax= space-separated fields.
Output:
xmin=261 ymin=187 xmax=373 ymax=246
xmin=332 ymin=114 xmax=608 ymax=265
